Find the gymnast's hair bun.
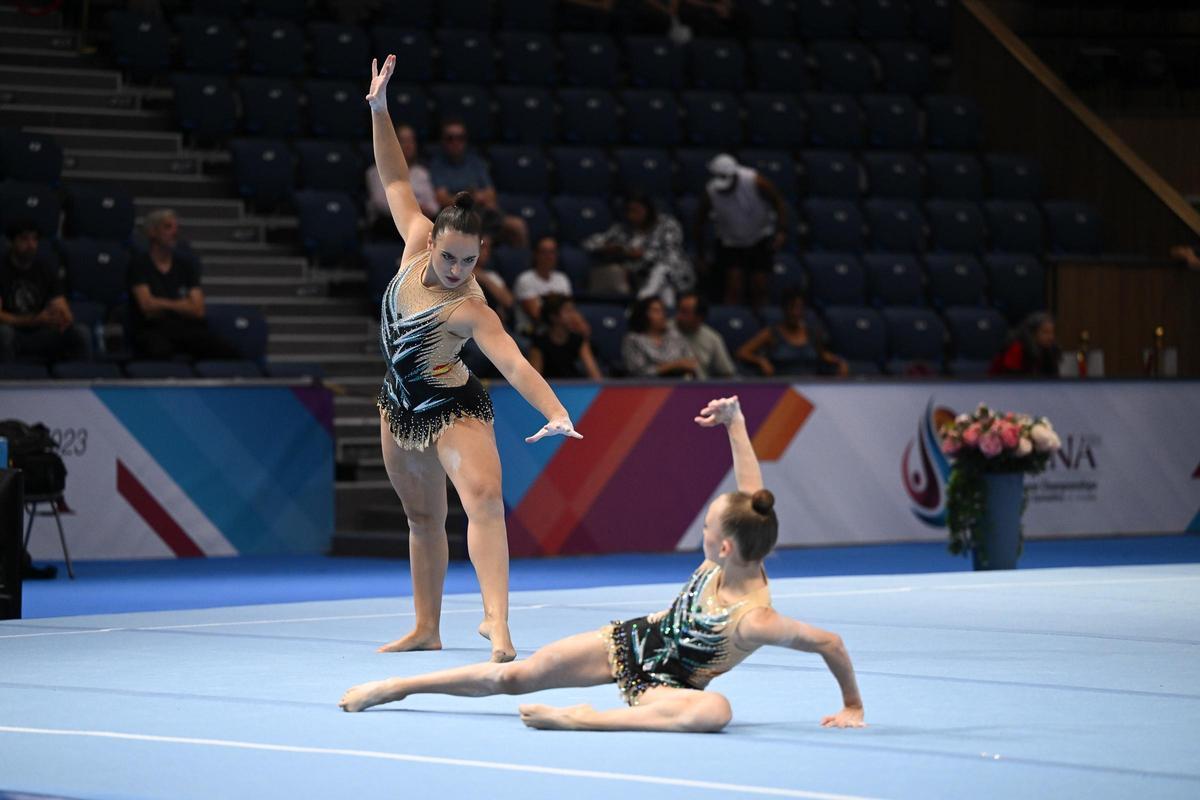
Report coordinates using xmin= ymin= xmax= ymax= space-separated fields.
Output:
xmin=452 ymin=191 xmax=475 ymax=211
xmin=751 ymin=489 xmax=775 ymax=515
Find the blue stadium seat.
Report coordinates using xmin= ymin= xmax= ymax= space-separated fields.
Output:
xmin=559 ymin=88 xmax=621 ymax=146
xmin=376 ymin=0 xmax=435 ymax=27
xmin=296 ymin=140 xmax=364 ymax=194
xmin=64 ymin=184 xmax=134 ymax=240
xmin=688 ymin=39 xmax=747 ymax=91
xmin=1042 ymin=200 xmax=1102 ymax=255
xmin=707 ymin=305 xmax=760 ymax=354
xmin=804 ymin=93 xmax=866 ymax=148
xmin=615 ymin=148 xmax=674 ymax=200
xmin=576 ymin=303 xmax=627 ymax=373
xmin=551 ymin=195 xmax=613 ymax=244
xmin=803 ymin=199 xmax=865 ymax=252
xmin=745 ymin=93 xmax=806 ymax=149
xmin=241 ymin=18 xmax=306 ymax=78
xmin=858 ymin=0 xmax=911 ymax=39
xmin=811 ymin=41 xmax=879 ymax=93
xmin=823 ymin=306 xmax=886 ymax=374
xmin=253 ymin=0 xmax=307 ymax=21
xmin=675 ymin=149 xmax=721 ymax=196
xmin=876 ymin=41 xmax=932 ymax=94
xmin=865 ymin=253 xmax=925 ymax=306
xmin=925 ymin=94 xmax=983 ymax=150
xmin=52 ymin=361 xmax=123 ymax=380
xmin=194 ymin=360 xmax=265 ymax=378
xmin=124 ymin=361 xmax=195 ymax=379
xmin=985 ymin=253 xmax=1046 ymax=322
xmin=237 ymin=77 xmax=303 ymax=137
xmin=863 ymin=151 xmax=922 ymax=199
xmin=740 ymin=149 xmax=799 ymax=204
xmin=804 ymin=253 xmax=867 ymax=306
xmin=266 ymin=362 xmax=326 ymax=380
xmin=436 ymin=30 xmax=495 ymax=83
xmin=499 ymin=32 xmax=558 ymax=85
xmin=560 ymin=33 xmax=619 ymax=87
xmin=491 ymin=243 xmax=532 ymax=286
xmin=495 ymin=86 xmax=556 ymax=144
xmin=925 ymin=200 xmax=986 ymax=252
xmin=985 ymin=154 xmax=1043 ymax=201
xmin=363 ymin=242 xmax=406 ymax=307
xmin=557 ymin=243 xmax=590 ymax=290
xmin=550 ymin=146 xmax=612 ymax=196
xmin=175 ymin=15 xmax=239 ymax=73
xmin=748 ymin=40 xmax=808 ymax=92
xmin=499 ymin=0 xmax=556 ymax=31
xmin=801 ymin=151 xmax=861 ymax=199
xmin=864 ymin=198 xmax=926 ymax=252
xmin=108 ymin=11 xmax=170 ymax=76
xmin=430 ymin=84 xmax=493 ymax=142
xmin=0 ymin=130 xmax=62 ymax=185
xmin=294 ymin=190 xmax=359 ymax=261
xmin=743 ymin=0 xmax=798 ymax=39
xmin=0 ymin=363 xmax=49 ymax=380
xmin=925 ymin=153 xmax=985 ymax=200
xmin=882 ymin=306 xmax=945 ymax=373
xmin=438 ymin=0 xmax=492 ymax=30
xmin=797 ymin=0 xmax=854 ymax=38
xmin=768 ymin=250 xmax=807 ymax=297
xmin=912 ymin=0 xmax=954 ymax=48
xmin=61 ymin=239 xmax=129 ymax=306
xmin=206 ymin=304 xmax=268 ymax=362
xmin=626 ymin=36 xmax=686 ymax=90
xmin=985 ymin=201 xmax=1044 ymax=253
xmin=0 ymin=181 xmax=60 ymax=238
xmin=305 ymin=80 xmax=369 ymax=140
xmin=371 ymin=28 xmax=434 ymax=84
xmin=861 ymin=94 xmax=921 ymax=149
xmin=501 ymin=195 xmax=554 ymax=243
xmin=620 ymin=89 xmax=681 ymax=147
xmin=190 ymin=0 xmax=243 ymax=17
xmin=944 ymin=306 xmax=1008 ymax=375
xmin=385 ymin=84 xmax=431 ymax=139
xmin=681 ymin=91 xmax=743 ymax=148
xmin=309 ymin=22 xmax=370 ymax=80
xmin=171 ymin=74 xmax=237 ymax=139
xmin=230 ymin=139 xmax=295 ymax=206
xmin=488 ymin=146 xmax=551 ymax=195
xmin=925 ymin=253 xmax=988 ymax=308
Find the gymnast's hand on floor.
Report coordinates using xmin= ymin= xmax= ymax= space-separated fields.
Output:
xmin=694 ymin=396 xmax=743 ymax=428
xmin=821 ymin=705 xmax=866 ymax=729
xmin=525 ymin=416 xmax=583 ymax=443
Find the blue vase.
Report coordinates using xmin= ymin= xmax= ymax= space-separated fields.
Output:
xmin=971 ymin=472 xmax=1026 ymax=570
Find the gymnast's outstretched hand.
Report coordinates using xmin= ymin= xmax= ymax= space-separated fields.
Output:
xmin=694 ymin=396 xmax=743 ymax=428
xmin=821 ymin=705 xmax=866 ymax=728
xmin=525 ymin=416 xmax=583 ymax=443
xmin=365 ymin=54 xmax=395 ymax=111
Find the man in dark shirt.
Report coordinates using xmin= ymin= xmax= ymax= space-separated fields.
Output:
xmin=128 ymin=209 xmax=240 ymax=360
xmin=0 ymin=221 xmax=91 ymax=363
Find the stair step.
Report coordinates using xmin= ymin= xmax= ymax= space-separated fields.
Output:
xmin=212 ymin=295 xmax=367 ymax=317
xmin=272 ymin=353 xmax=381 ymax=378
xmin=0 ymin=103 xmax=170 ymax=131
xmin=0 ymin=6 xmax=65 ymax=30
xmin=190 ymin=240 xmax=298 ymax=258
xmin=335 ymin=414 xmax=383 ymax=439
xmin=65 ymin=169 xmax=232 ymax=199
xmin=269 ymin=315 xmax=371 ymax=337
xmin=336 ymin=435 xmax=380 ymax=462
xmin=0 ymin=64 xmax=117 ymax=91
xmin=27 ymin=126 xmax=180 ymax=153
xmin=134 ymin=196 xmax=242 ymax=219
xmin=165 ymin=218 xmax=265 ymax=244
xmin=205 ymin=276 xmax=324 ymax=299
xmin=0 ymin=46 xmax=107 ymax=70
xmin=0 ymin=84 xmax=139 ymax=110
xmin=269 ymin=333 xmax=375 ymax=356
xmin=204 ymin=255 xmax=307 ymax=280
xmin=64 ymin=149 xmax=201 ymax=176
xmin=0 ymin=26 xmax=78 ymax=51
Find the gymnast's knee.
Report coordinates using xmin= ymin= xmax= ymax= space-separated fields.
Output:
xmin=681 ymin=693 xmax=732 ymax=733
xmin=492 ymin=662 xmax=537 ymax=695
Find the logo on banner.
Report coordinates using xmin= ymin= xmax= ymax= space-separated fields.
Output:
xmin=902 ymin=399 xmax=955 ymax=527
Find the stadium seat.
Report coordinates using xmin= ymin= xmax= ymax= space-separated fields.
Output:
xmin=861 ymin=94 xmax=921 ymax=149
xmin=707 ymin=305 xmax=760 ymax=354
xmin=864 ymin=198 xmax=926 ymax=252
xmin=811 ymin=41 xmax=879 ymax=93
xmin=558 ymin=89 xmax=621 ymax=146
xmin=296 ymin=140 xmax=364 ymax=194
xmin=985 ymin=253 xmax=1046 ymax=322
xmin=944 ymin=305 xmax=1008 ymax=375
xmin=491 ymin=243 xmax=532 ymax=286
xmin=741 ymin=149 xmax=799 ymax=204
xmin=194 ymin=360 xmax=265 ymax=378
xmin=925 ymin=153 xmax=985 ymax=201
xmin=171 ymin=74 xmax=237 ymax=139
xmin=560 ymin=33 xmax=619 ymax=87
xmin=804 ymin=93 xmax=866 ymax=149
xmin=175 ymin=15 xmax=239 ymax=74
xmin=682 ymin=91 xmax=743 ymax=148
xmin=206 ymin=304 xmax=268 ymax=362
xmin=804 ymin=253 xmax=867 ymax=307
xmin=64 ymin=185 xmax=134 ymax=240
xmin=551 ymin=195 xmax=613 ymax=244
xmin=495 ymin=86 xmax=556 ymax=144
xmin=253 ymin=0 xmax=308 ymax=21
xmin=501 ymin=195 xmax=554 ymax=243
xmin=802 ymin=199 xmax=865 ymax=252
xmin=925 ymin=253 xmax=988 ymax=308
xmin=747 ymin=40 xmax=808 ymax=92
xmin=858 ymin=0 xmax=911 ymax=39
xmin=1042 ymin=200 xmax=1102 ymax=255
xmin=865 ymin=253 xmax=925 ymax=306
xmin=743 ymin=0 xmax=798 ymax=39
xmin=745 ymin=93 xmax=806 ymax=149
xmin=309 ymin=22 xmax=370 ymax=80
xmin=108 ymin=11 xmax=170 ymax=76
xmin=385 ymin=84 xmax=431 ymax=139
xmin=925 ymin=200 xmax=986 ymax=252
xmin=237 ymin=77 xmax=303 ymax=137
xmin=230 ymin=139 xmax=296 ymax=206
xmin=615 ymin=148 xmax=674 ymax=200
xmin=985 ymin=201 xmax=1044 ymax=253
xmin=294 ymin=190 xmax=358 ymax=261
xmin=882 ymin=306 xmax=945 ymax=373
xmin=0 ymin=131 xmax=62 ymax=185
xmin=675 ymin=149 xmax=721 ymax=196
xmin=436 ymin=30 xmax=495 ymax=83
xmin=429 ymin=84 xmax=493 ymax=142
xmin=498 ymin=32 xmax=558 ymax=85
xmin=499 ymin=0 xmax=556 ymax=31
xmin=797 ymin=0 xmax=854 ymax=39
xmin=620 ymin=89 xmax=681 ymax=147
xmin=241 ymin=18 xmax=306 ymax=78
xmin=363 ymin=242 xmax=406 ymax=307
xmin=688 ymin=39 xmax=747 ymax=91
xmin=124 ymin=361 xmax=195 ymax=379
xmin=550 ymin=146 xmax=612 ymax=196
xmin=823 ymin=306 xmax=886 ymax=373
xmin=801 ymin=151 xmax=861 ymax=199
xmin=52 ymin=361 xmax=123 ymax=380
xmin=0 ymin=181 xmax=60 ymax=238
xmin=863 ymin=151 xmax=922 ymax=199
xmin=877 ymin=41 xmax=932 ymax=94
xmin=925 ymin=94 xmax=983 ymax=150
xmin=556 ymin=243 xmax=590 ymax=290
xmin=61 ymin=239 xmax=129 ymax=307
xmin=266 ymin=362 xmax=326 ymax=380
xmin=768 ymin=250 xmax=807 ymax=297
xmin=985 ymin=154 xmax=1043 ymax=201
xmin=0 ymin=363 xmax=50 ymax=380
xmin=307 ymin=80 xmax=371 ymax=140
xmin=912 ymin=0 xmax=954 ymax=48
xmin=576 ymin=303 xmax=627 ymax=373
xmin=190 ymin=0 xmax=242 ymax=15
xmin=488 ymin=146 xmax=551 ymax=195
xmin=371 ymin=28 xmax=435 ymax=84
xmin=439 ymin=0 xmax=492 ymax=30
xmin=626 ymin=36 xmax=686 ymax=90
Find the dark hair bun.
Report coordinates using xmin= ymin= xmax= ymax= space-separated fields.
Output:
xmin=751 ymin=489 xmax=775 ymax=515
xmin=452 ymin=191 xmax=475 ymax=211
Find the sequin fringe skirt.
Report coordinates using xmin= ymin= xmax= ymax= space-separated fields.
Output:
xmin=377 ymin=376 xmax=495 ymax=452
xmin=600 ymin=618 xmax=677 ymax=706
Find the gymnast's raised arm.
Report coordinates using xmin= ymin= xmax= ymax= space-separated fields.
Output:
xmin=694 ymin=396 xmax=763 ymax=494
xmin=365 ymin=54 xmax=433 ymax=246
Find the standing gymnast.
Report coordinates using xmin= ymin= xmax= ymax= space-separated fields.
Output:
xmin=340 ymin=396 xmax=866 ymax=732
xmin=366 ymin=55 xmax=582 ymax=662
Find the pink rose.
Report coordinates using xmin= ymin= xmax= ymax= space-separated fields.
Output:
xmin=962 ymin=424 xmax=982 ymax=447
xmin=979 ymin=431 xmax=1003 ymax=458
xmin=941 ymin=436 xmax=962 ymax=456
xmin=999 ymin=422 xmax=1020 ymax=449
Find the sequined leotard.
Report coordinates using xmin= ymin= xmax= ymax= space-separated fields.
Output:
xmin=601 ymin=562 xmax=772 ymax=705
xmin=378 ymin=248 xmax=494 ymax=450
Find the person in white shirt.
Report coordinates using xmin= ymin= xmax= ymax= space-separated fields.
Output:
xmin=513 ymin=237 xmax=572 ymax=333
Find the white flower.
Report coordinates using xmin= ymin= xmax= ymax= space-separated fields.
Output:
xmin=1030 ymin=424 xmax=1060 ymax=452
xmin=1016 ymin=437 xmax=1033 ymax=457
xmin=955 ymin=413 xmax=970 ymax=425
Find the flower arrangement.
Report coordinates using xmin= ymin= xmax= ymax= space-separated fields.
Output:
xmin=939 ymin=404 xmax=1061 ymax=560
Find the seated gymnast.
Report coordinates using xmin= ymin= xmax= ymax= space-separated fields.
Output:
xmin=340 ymin=396 xmax=866 ymax=732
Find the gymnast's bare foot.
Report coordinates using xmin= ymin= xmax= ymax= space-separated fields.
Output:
xmin=518 ymin=703 xmax=592 ymax=730
xmin=478 ymin=619 xmax=516 ymax=663
xmin=339 ymin=680 xmax=404 ymax=712
xmin=377 ymin=629 xmax=442 ymax=653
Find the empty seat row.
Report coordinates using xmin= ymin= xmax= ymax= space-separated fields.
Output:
xmin=0 ymin=180 xmax=135 ymax=241
xmin=0 ymin=358 xmax=319 ymax=381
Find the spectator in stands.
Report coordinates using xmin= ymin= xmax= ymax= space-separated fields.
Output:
xmin=695 ymin=154 xmax=790 ymax=309
xmin=0 ymin=220 xmax=91 ymax=363
xmin=514 ymin=236 xmax=573 ymax=334
xmin=737 ymin=289 xmax=848 ymax=377
xmin=582 ymin=193 xmax=695 ymax=306
xmin=473 ymin=233 xmax=516 ymax=328
xmin=127 ymin=210 xmax=241 ymax=361
xmin=367 ymin=123 xmax=439 ymax=239
xmin=427 ymin=118 xmax=528 ymax=248
xmin=673 ymin=291 xmax=736 ymax=379
xmin=989 ymin=312 xmax=1062 ymax=377
xmin=621 ymin=296 xmax=701 ymax=379
xmin=529 ymin=293 xmax=603 ymax=380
